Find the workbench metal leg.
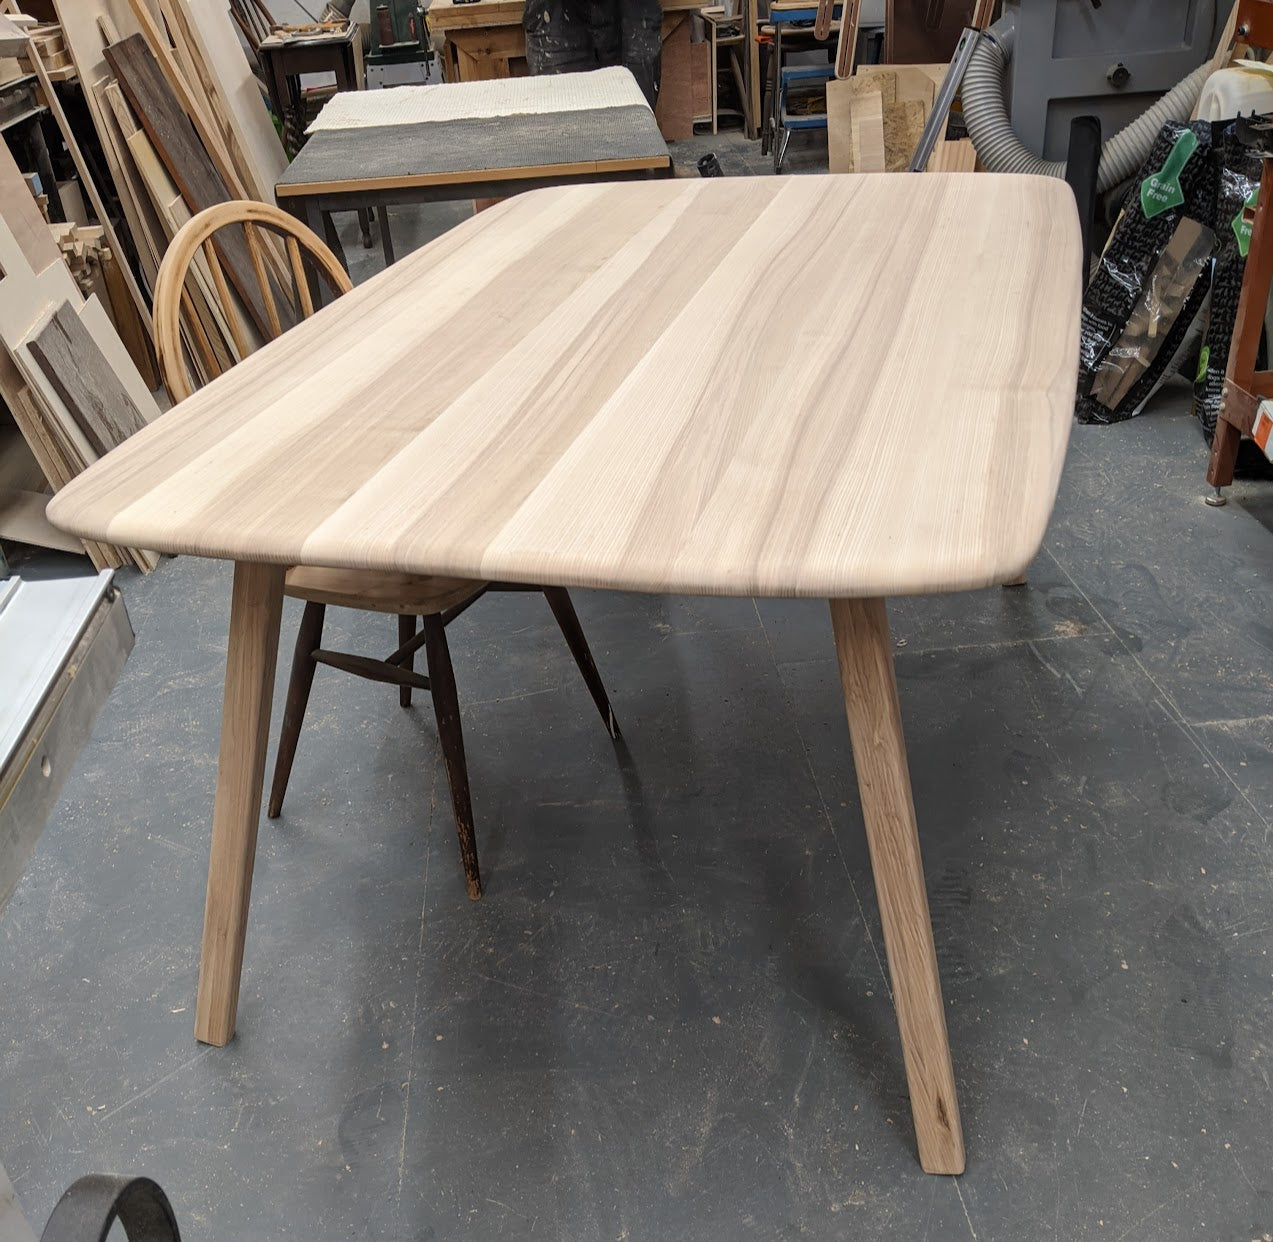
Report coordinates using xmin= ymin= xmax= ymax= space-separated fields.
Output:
xmin=358 ymin=208 xmax=374 ymax=249
xmin=298 ymin=199 xmax=344 ymax=307
xmin=318 ymin=210 xmax=348 ymax=271
xmin=771 ymin=25 xmax=786 ymax=172
xmin=378 ymin=206 xmax=396 ymax=266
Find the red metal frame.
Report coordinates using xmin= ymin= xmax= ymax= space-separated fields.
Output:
xmin=1235 ymin=0 xmax=1273 ymax=51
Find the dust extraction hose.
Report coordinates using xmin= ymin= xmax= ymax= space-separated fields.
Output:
xmin=963 ymin=17 xmax=1213 ymax=193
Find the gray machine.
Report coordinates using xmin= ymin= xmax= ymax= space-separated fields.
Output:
xmin=964 ymin=0 xmax=1237 ymax=194
xmin=1002 ymin=0 xmax=1236 ymax=160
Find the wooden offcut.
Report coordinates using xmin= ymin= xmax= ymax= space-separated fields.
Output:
xmin=26 ymin=301 xmax=149 ymax=456
xmin=883 ymin=98 xmax=927 ymax=171
xmin=0 ymin=14 xmax=28 ymax=58
xmin=927 ymin=137 xmax=977 ymax=172
xmin=849 ymin=89 xmax=885 ymax=172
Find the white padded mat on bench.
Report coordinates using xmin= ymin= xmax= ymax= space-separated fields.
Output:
xmin=307 ymin=66 xmax=650 ymax=134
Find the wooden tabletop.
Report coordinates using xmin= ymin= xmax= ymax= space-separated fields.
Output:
xmin=50 ymin=175 xmax=1081 ymax=599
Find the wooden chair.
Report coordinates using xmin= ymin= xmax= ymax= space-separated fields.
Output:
xmin=152 ymin=201 xmax=620 ymax=900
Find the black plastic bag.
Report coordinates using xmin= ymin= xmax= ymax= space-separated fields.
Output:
xmin=1075 ymin=120 xmax=1219 ymax=424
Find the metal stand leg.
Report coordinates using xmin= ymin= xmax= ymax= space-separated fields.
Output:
xmin=771 ymin=25 xmax=786 ymax=172
xmin=378 ymin=206 xmax=396 ymax=266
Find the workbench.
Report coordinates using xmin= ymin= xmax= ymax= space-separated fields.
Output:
xmin=275 ymin=67 xmax=671 ymax=267
xmin=257 ymin=23 xmax=364 ymax=158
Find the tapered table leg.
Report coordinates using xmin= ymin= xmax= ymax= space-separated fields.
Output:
xmin=194 ymin=562 xmax=286 ymax=1046
xmin=830 ymin=596 xmax=965 ymax=1175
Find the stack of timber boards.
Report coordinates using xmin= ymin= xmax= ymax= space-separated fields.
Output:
xmin=826 ymin=64 xmax=973 ymax=173
xmin=46 ymin=0 xmax=291 ymax=386
xmin=0 ymin=139 xmax=159 ymax=572
xmin=105 ymin=33 xmax=287 ymax=341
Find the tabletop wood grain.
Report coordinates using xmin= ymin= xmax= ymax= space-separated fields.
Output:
xmin=49 ymin=175 xmax=1081 ymax=598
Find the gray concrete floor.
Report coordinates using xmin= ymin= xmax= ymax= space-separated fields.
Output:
xmin=4 ymin=129 xmax=1273 ymax=1240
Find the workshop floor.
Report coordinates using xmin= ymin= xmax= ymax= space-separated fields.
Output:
xmin=4 ymin=129 xmax=1273 ymax=1242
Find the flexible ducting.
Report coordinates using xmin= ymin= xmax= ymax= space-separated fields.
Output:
xmin=963 ymin=16 xmax=1213 ymax=193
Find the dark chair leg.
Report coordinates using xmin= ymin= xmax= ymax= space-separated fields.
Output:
xmin=423 ymin=614 xmax=482 ymax=900
xmin=398 ymin=614 xmax=416 ymax=708
xmin=268 ymin=600 xmax=326 ymax=819
xmin=542 ymin=587 xmax=620 ymax=739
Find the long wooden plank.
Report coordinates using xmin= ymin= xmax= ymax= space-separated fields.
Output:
xmin=166 ymin=0 xmax=287 ymax=204
xmin=26 ymin=302 xmax=149 ymax=456
xmin=104 ymin=33 xmax=282 ymax=337
xmin=90 ymin=76 xmax=163 ymax=288
xmin=125 ymin=0 xmax=250 ymax=201
xmin=124 ymin=123 xmax=252 ymax=371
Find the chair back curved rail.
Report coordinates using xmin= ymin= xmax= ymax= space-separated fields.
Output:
xmin=152 ymin=200 xmax=352 ymax=404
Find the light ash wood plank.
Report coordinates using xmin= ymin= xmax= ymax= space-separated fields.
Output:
xmin=49 ymin=175 xmax=1081 ymax=599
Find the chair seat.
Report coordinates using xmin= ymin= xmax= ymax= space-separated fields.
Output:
xmin=284 ymin=565 xmax=487 ymax=615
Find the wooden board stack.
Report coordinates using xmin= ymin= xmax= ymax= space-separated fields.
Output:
xmin=47 ymin=0 xmax=291 ymax=385
xmin=827 ymin=64 xmax=955 ymax=173
xmin=0 ymin=140 xmax=160 ymax=571
xmin=828 ymin=65 xmax=978 ymax=174
xmin=0 ymin=0 xmax=293 ymax=565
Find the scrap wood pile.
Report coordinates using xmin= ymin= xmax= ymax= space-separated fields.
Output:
xmin=826 ymin=63 xmax=975 ymax=174
xmin=0 ymin=0 xmax=293 ymax=570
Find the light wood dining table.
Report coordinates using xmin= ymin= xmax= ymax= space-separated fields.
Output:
xmin=48 ymin=174 xmax=1081 ymax=1175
